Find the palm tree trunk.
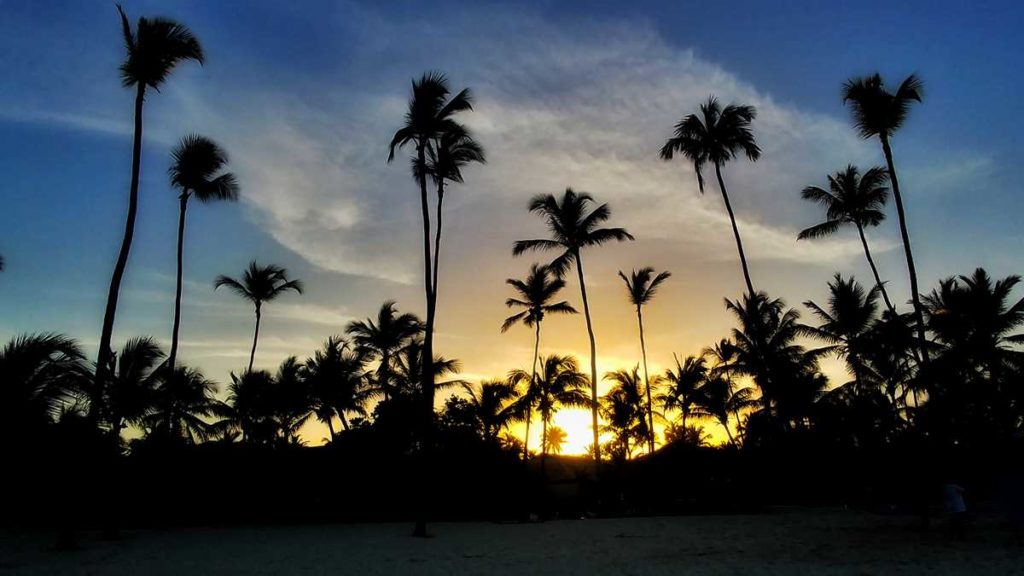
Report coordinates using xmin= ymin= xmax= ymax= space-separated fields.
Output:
xmin=721 ymin=417 xmax=736 ymax=447
xmin=880 ymin=135 xmax=930 ymax=366
xmin=574 ymin=251 xmax=601 ymax=466
xmin=636 ymin=307 xmax=655 ymax=453
xmin=524 ymin=321 xmax=542 ymax=461
xmin=248 ymin=304 xmax=261 ymax=373
xmin=414 ymin=142 xmax=434 ymax=538
xmin=856 ymin=223 xmax=895 ymax=313
xmin=168 ymin=193 xmax=189 ymax=372
xmin=540 ymin=413 xmax=549 ymax=480
xmin=379 ymin=352 xmax=391 ymax=402
xmin=431 ymin=182 xmax=444 ymax=315
xmin=714 ymin=162 xmax=755 ymax=297
xmin=340 ymin=412 xmax=351 ymax=431
xmin=93 ymin=83 xmax=146 ymax=418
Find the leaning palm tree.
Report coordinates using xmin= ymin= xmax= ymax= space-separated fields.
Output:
xmin=166 ymin=134 xmax=239 ymax=372
xmin=501 ymin=263 xmax=577 ymax=458
xmin=214 ymin=261 xmax=303 ymax=372
xmin=618 ymin=267 xmax=671 ymax=452
xmin=345 ymin=301 xmax=422 ymax=401
xmin=94 ymin=6 xmax=204 ymax=406
xmin=842 ymin=73 xmax=928 ymax=362
xmin=513 ymin=189 xmax=634 ymax=462
xmin=798 ymin=165 xmax=895 ymax=312
xmin=509 ymin=355 xmax=591 ymax=466
xmin=388 ymin=72 xmax=473 ymax=537
xmin=660 ymin=96 xmax=760 ymax=296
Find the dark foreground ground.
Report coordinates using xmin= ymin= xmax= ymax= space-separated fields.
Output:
xmin=2 ymin=509 xmax=1022 ymax=575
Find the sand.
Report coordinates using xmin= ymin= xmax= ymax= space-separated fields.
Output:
xmin=2 ymin=509 xmax=1022 ymax=575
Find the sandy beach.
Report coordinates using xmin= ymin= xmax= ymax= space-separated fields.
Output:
xmin=2 ymin=509 xmax=1021 ymax=575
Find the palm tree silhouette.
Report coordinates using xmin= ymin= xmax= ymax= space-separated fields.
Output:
xmin=345 ymin=301 xmax=422 ymax=401
xmin=388 ymin=72 xmax=473 ymax=537
xmin=513 ymin=188 xmax=633 ymax=463
xmin=214 ymin=261 xmax=303 ymax=372
xmin=602 ymin=367 xmax=650 ymax=458
xmin=801 ymin=274 xmax=881 ymax=392
xmin=501 ymin=263 xmax=577 ymax=459
xmin=425 ymin=124 xmax=486 ymax=312
xmin=618 ymin=267 xmax=671 ymax=452
xmin=459 ymin=380 xmax=520 ymax=444
xmin=798 ymin=165 xmax=895 ymax=312
xmin=1 ymin=333 xmax=87 ymax=438
xmin=167 ymin=134 xmax=239 ymax=373
xmin=104 ymin=336 xmax=163 ymax=442
xmin=94 ymin=6 xmax=204 ymax=408
xmin=842 ymin=73 xmax=928 ymax=363
xmin=703 ymin=339 xmax=757 ymax=443
xmin=146 ymin=365 xmax=219 ymax=444
xmin=509 ymin=355 xmax=590 ymax=467
xmin=660 ymin=96 xmax=760 ymax=296
xmin=543 ymin=426 xmax=568 ymax=456
xmin=658 ymin=354 xmax=707 ymax=429
xmin=302 ymin=337 xmax=370 ymax=439
xmin=389 ymin=338 xmax=466 ymax=398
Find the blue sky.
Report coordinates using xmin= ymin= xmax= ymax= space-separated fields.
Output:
xmin=1 ymin=0 xmax=1021 ymax=448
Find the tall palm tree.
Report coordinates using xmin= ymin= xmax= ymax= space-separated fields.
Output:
xmin=513 ymin=189 xmax=634 ymax=462
xmin=658 ymin=354 xmax=707 ymax=429
xmin=842 ymin=73 xmax=928 ymax=363
xmin=459 ymin=380 xmax=520 ymax=444
xmin=798 ymin=165 xmax=895 ymax=312
xmin=509 ymin=355 xmax=591 ymax=465
xmin=214 ymin=261 xmax=303 ymax=372
xmin=501 ymin=263 xmax=577 ymax=459
xmin=602 ymin=367 xmax=650 ymax=458
xmin=105 ymin=336 xmax=163 ymax=441
xmin=660 ymin=96 xmax=760 ymax=296
xmin=166 ymin=134 xmax=239 ymax=372
xmin=425 ymin=124 xmax=486 ymax=309
xmin=388 ymin=72 xmax=473 ymax=537
xmin=618 ymin=267 xmax=671 ymax=452
xmin=95 ymin=6 xmax=204 ymax=406
xmin=345 ymin=301 xmax=422 ymax=401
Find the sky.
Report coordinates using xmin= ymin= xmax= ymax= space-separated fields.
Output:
xmin=1 ymin=0 xmax=1022 ymax=453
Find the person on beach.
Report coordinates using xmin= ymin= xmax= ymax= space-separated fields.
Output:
xmin=944 ymin=482 xmax=967 ymax=540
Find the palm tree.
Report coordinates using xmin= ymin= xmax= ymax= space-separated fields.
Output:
xmin=801 ymin=274 xmax=881 ymax=391
xmin=389 ymin=338 xmax=466 ymax=398
xmin=459 ymin=380 xmax=521 ymax=443
xmin=220 ymin=369 xmax=277 ymax=444
xmin=513 ymin=189 xmax=634 ymax=462
xmin=501 ymin=263 xmax=577 ymax=458
xmin=214 ymin=261 xmax=303 ymax=372
xmin=0 ymin=334 xmax=87 ymax=439
xmin=302 ymin=337 xmax=370 ymax=439
xmin=660 ymin=96 xmax=761 ymax=296
xmin=798 ymin=166 xmax=895 ymax=312
xmin=145 ymin=365 xmax=220 ymax=444
xmin=388 ymin=72 xmax=474 ymax=537
xmin=94 ymin=6 xmax=204 ymax=406
xmin=601 ymin=367 xmax=650 ymax=458
xmin=509 ymin=355 xmax=591 ymax=465
xmin=690 ymin=375 xmax=741 ymax=446
xmin=842 ymin=73 xmax=928 ymax=363
xmin=658 ymin=354 xmax=707 ymax=429
xmin=618 ymin=267 xmax=671 ymax=452
xmin=543 ymin=426 xmax=568 ymax=456
xmin=426 ymin=124 xmax=486 ymax=310
xmin=703 ymin=339 xmax=758 ymax=443
xmin=166 ymin=134 xmax=239 ymax=372
xmin=105 ymin=337 xmax=163 ymax=441
xmin=345 ymin=301 xmax=422 ymax=401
